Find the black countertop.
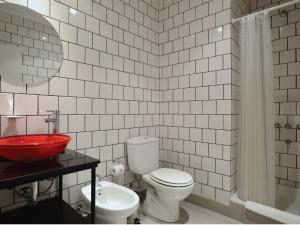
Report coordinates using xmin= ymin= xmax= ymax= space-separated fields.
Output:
xmin=0 ymin=150 xmax=100 ymax=189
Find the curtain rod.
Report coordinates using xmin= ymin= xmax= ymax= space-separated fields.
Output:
xmin=232 ymin=0 xmax=300 ymax=24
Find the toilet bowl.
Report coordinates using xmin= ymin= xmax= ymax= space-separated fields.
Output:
xmin=127 ymin=137 xmax=194 ymax=223
xmin=81 ymin=181 xmax=139 ymax=224
xmin=142 ymin=168 xmax=194 ymax=222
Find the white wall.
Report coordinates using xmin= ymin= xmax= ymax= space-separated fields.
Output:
xmin=157 ymin=0 xmax=249 ymax=206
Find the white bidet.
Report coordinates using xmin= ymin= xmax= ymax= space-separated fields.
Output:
xmin=81 ymin=181 xmax=140 ymax=224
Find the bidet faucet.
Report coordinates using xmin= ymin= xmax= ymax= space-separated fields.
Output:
xmin=45 ymin=110 xmax=59 ymax=134
xmin=96 ymin=175 xmax=102 ymax=190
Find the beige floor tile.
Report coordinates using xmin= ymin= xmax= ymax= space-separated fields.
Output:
xmin=140 ymin=201 xmax=241 ymax=224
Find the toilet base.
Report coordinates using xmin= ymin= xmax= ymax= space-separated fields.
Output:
xmin=143 ymin=188 xmax=180 ymax=223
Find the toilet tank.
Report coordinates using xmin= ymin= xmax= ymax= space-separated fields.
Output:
xmin=127 ymin=136 xmax=159 ymax=175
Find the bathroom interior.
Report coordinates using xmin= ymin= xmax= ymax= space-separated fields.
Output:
xmin=0 ymin=0 xmax=299 ymax=224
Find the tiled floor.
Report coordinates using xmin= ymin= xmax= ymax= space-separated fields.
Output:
xmin=140 ymin=201 xmax=240 ymax=224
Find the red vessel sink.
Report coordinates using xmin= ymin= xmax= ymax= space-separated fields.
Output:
xmin=0 ymin=134 xmax=71 ymax=162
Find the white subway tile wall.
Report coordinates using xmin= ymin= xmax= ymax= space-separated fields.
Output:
xmin=0 ymin=0 xmax=160 ymax=210
xmin=251 ymin=0 xmax=300 ymax=188
xmin=158 ymin=0 xmax=248 ymax=206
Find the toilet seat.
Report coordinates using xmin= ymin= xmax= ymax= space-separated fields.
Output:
xmin=150 ymin=168 xmax=193 ymax=187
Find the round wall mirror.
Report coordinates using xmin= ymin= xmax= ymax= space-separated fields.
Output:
xmin=0 ymin=3 xmax=63 ymax=86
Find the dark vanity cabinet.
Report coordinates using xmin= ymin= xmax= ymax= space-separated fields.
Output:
xmin=0 ymin=150 xmax=99 ymax=224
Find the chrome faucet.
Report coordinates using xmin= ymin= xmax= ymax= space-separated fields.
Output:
xmin=45 ymin=110 xmax=59 ymax=134
xmin=96 ymin=175 xmax=102 ymax=196
xmin=96 ymin=175 xmax=102 ymax=189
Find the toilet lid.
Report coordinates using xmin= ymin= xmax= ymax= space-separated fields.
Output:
xmin=150 ymin=168 xmax=193 ymax=187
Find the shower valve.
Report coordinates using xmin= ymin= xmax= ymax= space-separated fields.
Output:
xmin=285 ymin=139 xmax=292 ymax=145
xmin=284 ymin=123 xmax=292 ymax=129
xmin=275 ymin=123 xmax=281 ymax=128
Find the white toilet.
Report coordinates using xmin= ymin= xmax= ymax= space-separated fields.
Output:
xmin=81 ymin=181 xmax=139 ymax=224
xmin=127 ymin=136 xmax=194 ymax=223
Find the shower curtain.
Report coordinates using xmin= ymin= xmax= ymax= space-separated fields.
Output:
xmin=238 ymin=12 xmax=275 ymax=207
